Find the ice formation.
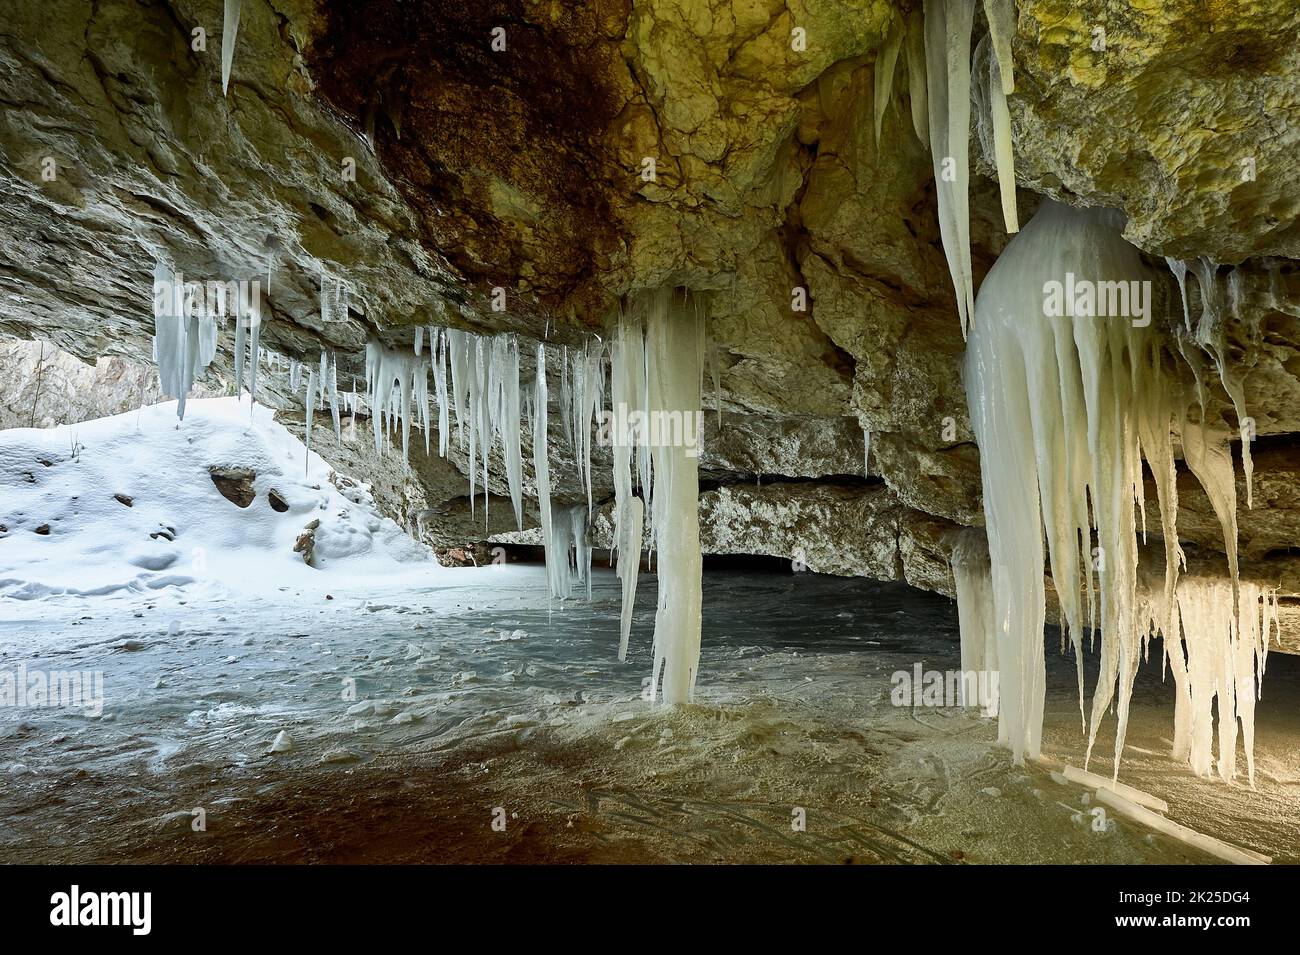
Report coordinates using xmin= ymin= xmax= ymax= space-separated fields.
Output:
xmin=873 ymin=17 xmax=904 ymax=146
xmin=950 ymin=528 xmax=998 ymax=717
xmin=221 ymin=0 xmax=241 ymax=97
xmin=151 ymin=262 xmax=219 ymax=421
xmin=609 ymin=310 xmax=648 ymax=660
xmin=643 ymin=289 xmax=706 ymax=703
xmin=903 ymin=7 xmax=929 ymax=148
xmin=964 ymin=199 xmax=1264 ymax=782
xmin=976 ymin=35 xmax=1019 ymax=233
xmin=923 ymin=0 xmax=977 ymax=337
xmin=1139 ymin=577 xmax=1278 ymax=786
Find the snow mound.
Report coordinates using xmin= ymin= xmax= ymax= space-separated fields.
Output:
xmin=0 ymin=396 xmax=440 ymax=600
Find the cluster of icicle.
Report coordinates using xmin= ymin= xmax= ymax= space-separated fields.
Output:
xmin=152 ymin=260 xmax=265 ymax=421
xmin=874 ymin=1 xmax=1020 ymax=338
xmin=962 ymin=199 xmax=1269 ymax=784
xmin=359 ymin=326 xmax=602 ymax=602
xmin=152 ymin=261 xmax=218 ymax=421
xmin=1136 ymin=576 xmax=1279 ymax=787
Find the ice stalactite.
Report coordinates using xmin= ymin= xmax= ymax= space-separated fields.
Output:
xmin=965 ymin=199 xmax=1266 ymax=784
xmin=609 ymin=310 xmax=648 ymax=661
xmin=965 ymin=199 xmax=1212 ymax=774
xmin=531 ymin=343 xmax=562 ymax=598
xmin=1140 ymin=578 xmax=1277 ymax=787
xmin=432 ymin=329 xmax=450 ymax=457
xmin=950 ymin=528 xmax=998 ymax=717
xmin=432 ymin=329 xmax=527 ymax=526
xmin=364 ymin=341 xmax=423 ymax=462
xmin=862 ymin=427 xmax=871 ymax=475
xmin=221 ymin=0 xmax=241 ymax=97
xmin=983 ymin=0 xmax=1016 ymax=94
xmin=873 ymin=16 xmax=904 ymax=146
xmin=151 ymin=261 xmax=219 ymax=421
xmin=642 ymin=289 xmax=705 ymax=704
xmin=328 ymin=353 xmax=341 ymax=441
xmin=496 ymin=337 xmax=525 ymax=530
xmin=923 ymin=0 xmax=977 ymax=338
xmin=975 ymin=35 xmax=1019 ymax=233
xmin=304 ymin=369 xmax=316 ymax=474
xmin=904 ymin=7 xmax=929 ymax=148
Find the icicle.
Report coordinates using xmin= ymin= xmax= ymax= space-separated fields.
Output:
xmin=610 ymin=311 xmax=647 ymax=660
xmin=304 ymin=370 xmax=316 ymax=475
xmin=966 ymin=201 xmax=1162 ymax=769
xmin=873 ymin=17 xmax=904 ymax=146
xmin=533 ymin=344 xmax=562 ymax=599
xmin=983 ymin=0 xmax=1016 ymax=93
xmin=951 ymin=529 xmax=998 ymax=716
xmin=414 ymin=326 xmax=424 ymax=356
xmin=329 ymin=352 xmax=341 ymax=441
xmin=923 ymin=0 xmax=976 ymax=338
xmin=433 ymin=329 xmax=450 ymax=457
xmin=233 ymin=295 xmax=247 ymax=398
xmin=497 ymin=337 xmax=524 ymax=529
xmin=221 ymin=0 xmax=241 ymax=97
xmin=289 ymin=358 xmax=300 ymax=392
xmin=982 ymin=36 xmax=1019 ymax=233
xmin=1158 ymin=578 xmax=1270 ymax=787
xmin=904 ymin=7 xmax=929 ymax=148
xmin=151 ymin=263 xmax=217 ymax=421
xmin=641 ymin=288 xmax=704 ymax=704
xmin=862 ymin=427 xmax=871 ymax=475
xmin=247 ymin=311 xmax=261 ymax=412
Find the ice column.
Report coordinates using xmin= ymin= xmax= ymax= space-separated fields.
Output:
xmin=642 ymin=288 xmax=705 ymax=704
xmin=950 ymin=528 xmax=998 ymax=717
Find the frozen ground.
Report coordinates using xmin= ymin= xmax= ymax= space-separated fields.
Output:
xmin=2 ymin=566 xmax=1298 ymax=864
xmin=2 ymin=399 xmax=1298 ymax=863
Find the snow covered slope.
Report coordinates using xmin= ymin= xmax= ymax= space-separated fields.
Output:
xmin=0 ymin=397 xmax=441 ymax=600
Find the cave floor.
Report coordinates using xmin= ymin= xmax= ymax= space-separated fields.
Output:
xmin=2 ymin=569 xmax=1297 ymax=864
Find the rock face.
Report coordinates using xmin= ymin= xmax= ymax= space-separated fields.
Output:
xmin=2 ymin=1 xmax=1300 ymax=644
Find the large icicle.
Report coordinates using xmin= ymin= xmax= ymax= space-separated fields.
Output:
xmin=873 ymin=17 xmax=904 ymax=146
xmin=221 ymin=0 xmax=241 ymax=97
xmin=532 ymin=343 xmax=564 ymax=599
xmin=965 ymin=200 xmax=1192 ymax=772
xmin=151 ymin=263 xmax=219 ymax=421
xmin=977 ymin=35 xmax=1019 ymax=233
xmin=923 ymin=0 xmax=977 ymax=338
xmin=983 ymin=0 xmax=1016 ymax=94
xmin=610 ymin=311 xmax=648 ymax=660
xmin=641 ymin=288 xmax=705 ymax=704
xmin=904 ymin=7 xmax=929 ymax=148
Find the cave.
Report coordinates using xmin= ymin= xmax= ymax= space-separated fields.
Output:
xmin=1 ymin=0 xmax=1298 ymax=903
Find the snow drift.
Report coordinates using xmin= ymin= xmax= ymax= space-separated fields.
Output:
xmin=0 ymin=397 xmax=438 ymax=600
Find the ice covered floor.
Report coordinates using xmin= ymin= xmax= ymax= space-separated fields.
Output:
xmin=3 ymin=566 xmax=1299 ymax=864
